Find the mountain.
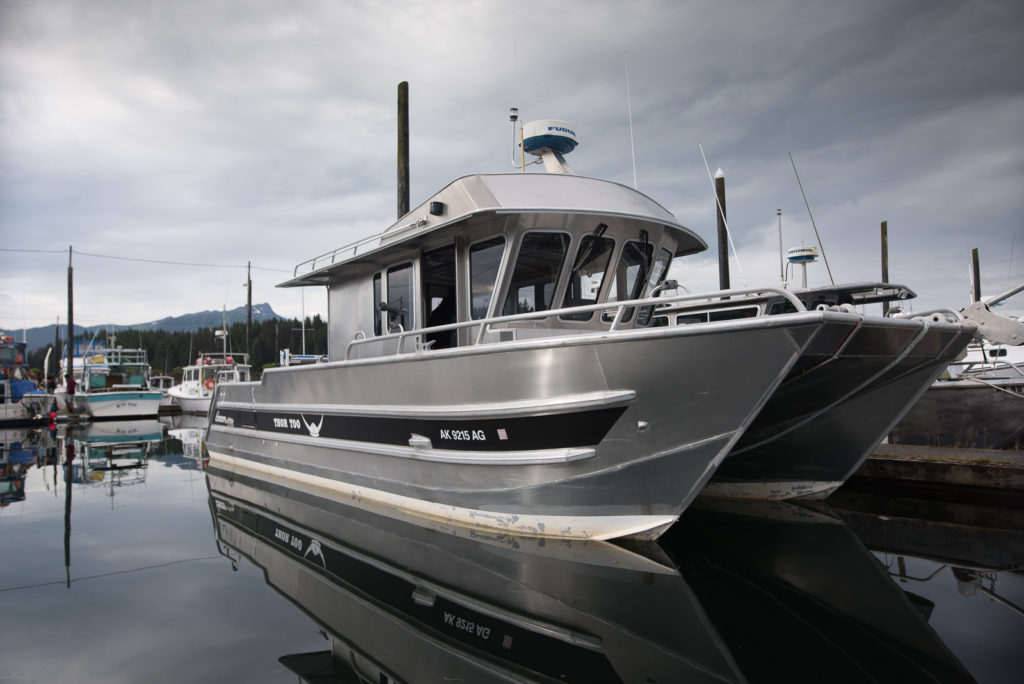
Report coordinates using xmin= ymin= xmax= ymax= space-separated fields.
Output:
xmin=11 ymin=303 xmax=284 ymax=351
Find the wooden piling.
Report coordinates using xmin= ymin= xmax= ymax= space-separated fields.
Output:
xmin=246 ymin=261 xmax=252 ymax=357
xmin=397 ymin=81 xmax=410 ymax=219
xmin=715 ymin=170 xmax=729 ymax=290
xmin=971 ymin=248 xmax=982 ymax=302
xmin=66 ymin=247 xmax=74 ymax=397
xmin=881 ymin=221 xmax=889 ymax=315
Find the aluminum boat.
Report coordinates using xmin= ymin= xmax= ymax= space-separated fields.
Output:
xmin=653 ymin=283 xmax=977 ymax=500
xmin=206 ymin=120 xmax=856 ymax=540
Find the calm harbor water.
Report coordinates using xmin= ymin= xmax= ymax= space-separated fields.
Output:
xmin=2 ymin=418 xmax=1021 ymax=683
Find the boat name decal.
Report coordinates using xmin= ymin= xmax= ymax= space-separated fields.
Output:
xmin=213 ymin=412 xmax=234 ymax=426
xmin=273 ymin=527 xmax=326 ymax=568
xmin=273 ymin=417 xmax=302 ymax=430
xmin=439 ymin=428 xmax=487 ymax=442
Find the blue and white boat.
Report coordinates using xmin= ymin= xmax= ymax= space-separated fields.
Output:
xmin=58 ymin=338 xmax=163 ymax=420
xmin=0 ymin=333 xmax=50 ymax=425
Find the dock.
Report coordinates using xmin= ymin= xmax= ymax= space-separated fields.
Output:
xmin=850 ymin=443 xmax=1024 ymax=494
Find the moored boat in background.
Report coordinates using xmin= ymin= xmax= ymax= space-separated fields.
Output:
xmin=56 ymin=338 xmax=163 ymax=420
xmin=169 ymin=329 xmax=251 ymax=414
xmin=0 ymin=334 xmax=50 ymax=425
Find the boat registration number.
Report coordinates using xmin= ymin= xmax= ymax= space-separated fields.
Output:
xmin=439 ymin=428 xmax=486 ymax=442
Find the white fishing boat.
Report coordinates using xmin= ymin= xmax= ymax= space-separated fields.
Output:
xmin=169 ymin=329 xmax=251 ymax=414
xmin=56 ymin=338 xmax=163 ymax=419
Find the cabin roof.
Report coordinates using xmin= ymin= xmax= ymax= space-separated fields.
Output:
xmin=790 ymin=282 xmax=917 ymax=304
xmin=279 ymin=173 xmax=706 ymax=287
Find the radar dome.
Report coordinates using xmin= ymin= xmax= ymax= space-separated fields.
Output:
xmin=522 ymin=120 xmax=579 ymax=157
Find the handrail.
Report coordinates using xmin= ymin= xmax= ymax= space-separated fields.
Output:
xmin=344 ymin=285 xmax=808 ymax=361
xmin=949 ymin=358 xmax=1024 ymax=379
xmin=292 ymin=233 xmax=386 ymax=277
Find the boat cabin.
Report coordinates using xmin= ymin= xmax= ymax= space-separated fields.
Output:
xmin=181 ymin=355 xmax=251 ymax=386
xmin=281 ymin=173 xmax=707 ymax=360
xmin=63 ymin=340 xmax=154 ymax=391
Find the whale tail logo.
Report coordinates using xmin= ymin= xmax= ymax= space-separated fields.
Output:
xmin=301 ymin=414 xmax=324 ymax=438
xmin=303 ymin=539 xmax=327 ymax=567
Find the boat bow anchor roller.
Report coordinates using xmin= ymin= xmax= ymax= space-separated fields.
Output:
xmin=206 ymin=119 xmax=848 ymax=540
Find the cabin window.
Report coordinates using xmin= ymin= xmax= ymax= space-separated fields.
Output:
xmin=423 ymin=245 xmax=456 ymax=349
xmin=672 ymin=306 xmax=760 ymax=326
xmin=373 ymin=273 xmax=383 ymax=335
xmin=385 ymin=262 xmax=414 ymax=332
xmin=561 ymin=232 xmax=615 ymax=321
xmin=470 ymin=237 xmax=505 ymax=320
xmin=502 ymin=232 xmax=569 ymax=315
xmin=603 ymin=238 xmax=653 ymax=323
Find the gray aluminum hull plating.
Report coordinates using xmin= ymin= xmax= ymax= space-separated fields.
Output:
xmin=206 ymin=316 xmax=826 ymax=540
xmin=703 ymin=316 xmax=976 ymax=500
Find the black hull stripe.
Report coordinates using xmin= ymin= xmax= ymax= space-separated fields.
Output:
xmin=212 ymin=406 xmax=627 ymax=452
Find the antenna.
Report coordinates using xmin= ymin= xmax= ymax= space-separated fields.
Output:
xmin=789 ymin=153 xmax=834 ymax=285
xmin=624 ymin=52 xmax=638 ymax=189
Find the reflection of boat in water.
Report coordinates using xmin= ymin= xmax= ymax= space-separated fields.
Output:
xmin=1 ymin=428 xmax=51 ymax=507
xmin=204 ymin=120 xmax=880 ymax=541
xmin=665 ymin=499 xmax=977 ymax=684
xmin=829 ymin=484 xmax=1024 ymax=575
xmin=167 ymin=413 xmax=208 ymax=469
xmin=1 ymin=427 xmax=57 ymax=507
xmin=656 ymin=283 xmax=975 ymax=501
xmin=64 ymin=419 xmax=164 ymax=488
xmin=207 ymin=463 xmax=979 ymax=682
xmin=207 ymin=463 xmax=746 ymax=683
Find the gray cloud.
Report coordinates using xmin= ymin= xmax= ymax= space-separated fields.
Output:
xmin=2 ymin=0 xmax=1021 ymax=329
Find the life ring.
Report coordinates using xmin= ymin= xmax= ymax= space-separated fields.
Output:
xmin=205 ymin=378 xmax=216 ymax=390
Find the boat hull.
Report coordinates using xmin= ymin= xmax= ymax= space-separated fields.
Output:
xmin=168 ymin=389 xmax=211 ymax=415
xmin=206 ymin=316 xmax=827 ymax=540
xmin=703 ymin=316 xmax=975 ymax=500
xmin=78 ymin=391 xmax=163 ymax=419
xmin=0 ymin=394 xmax=50 ymax=425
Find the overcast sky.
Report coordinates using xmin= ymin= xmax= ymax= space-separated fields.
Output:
xmin=2 ymin=0 xmax=1022 ymax=334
